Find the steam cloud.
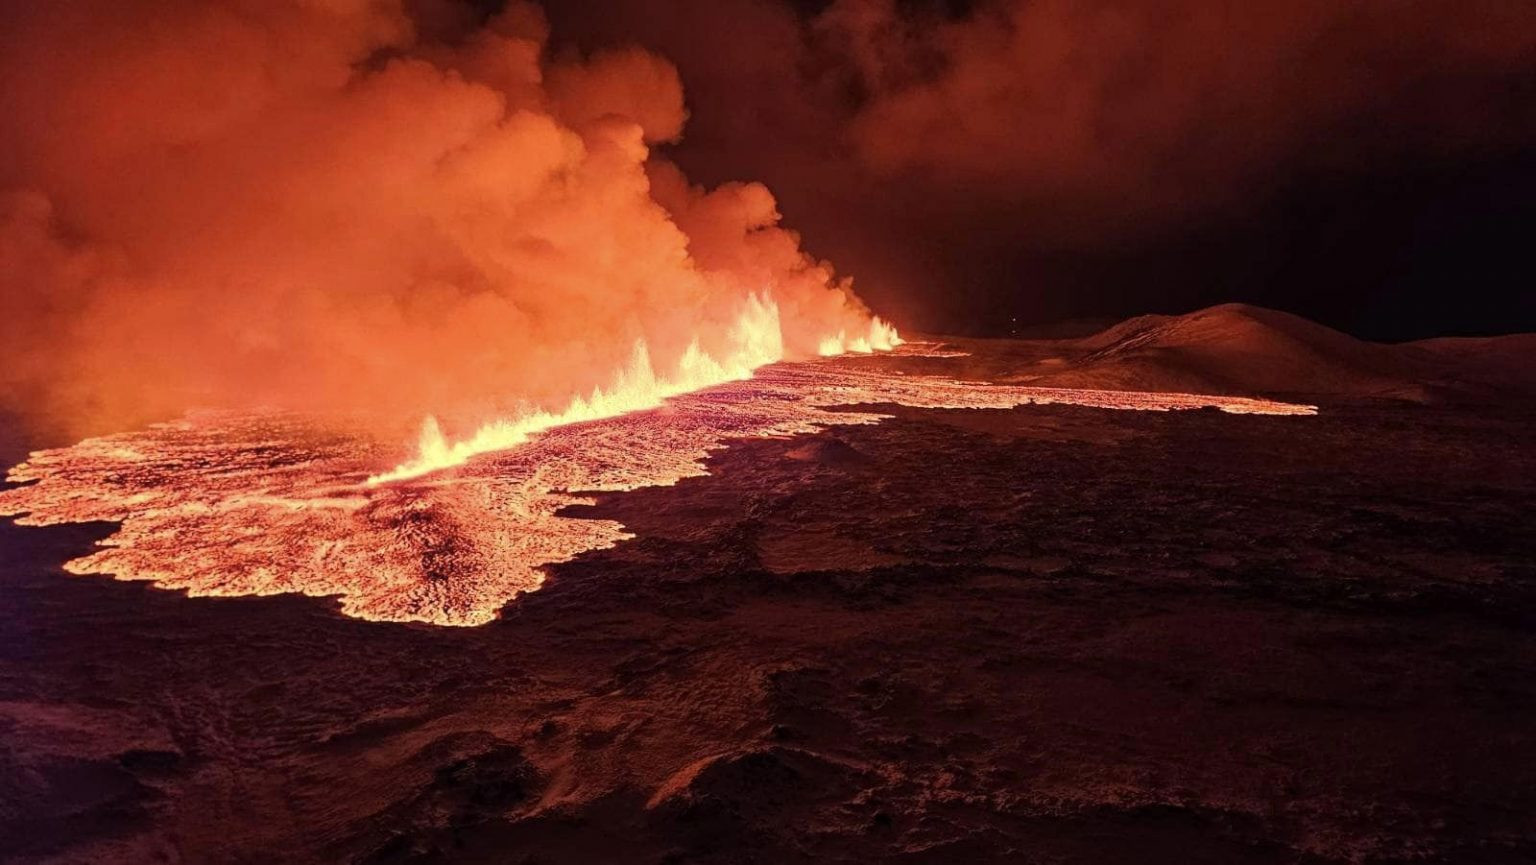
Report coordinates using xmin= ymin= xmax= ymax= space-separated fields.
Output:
xmin=830 ymin=0 xmax=1534 ymax=217
xmin=544 ymin=0 xmax=1536 ymax=325
xmin=0 ymin=0 xmax=890 ymax=438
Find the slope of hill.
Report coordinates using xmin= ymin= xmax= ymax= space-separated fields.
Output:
xmin=983 ymin=303 xmax=1534 ymax=402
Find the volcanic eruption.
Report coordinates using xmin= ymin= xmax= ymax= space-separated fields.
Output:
xmin=0 ymin=0 xmax=1328 ymax=627
xmin=0 ymin=0 xmax=897 ymax=440
xmin=4 ymin=3 xmax=1535 ymax=863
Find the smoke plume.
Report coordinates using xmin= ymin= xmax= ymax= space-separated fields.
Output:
xmin=0 ymin=0 xmax=890 ymax=438
xmin=539 ymin=0 xmax=1536 ymax=332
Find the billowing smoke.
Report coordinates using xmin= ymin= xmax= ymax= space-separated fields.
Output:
xmin=539 ymin=0 xmax=1536 ymax=330
xmin=825 ymin=0 xmax=1535 ymax=222
xmin=0 ymin=0 xmax=893 ymax=439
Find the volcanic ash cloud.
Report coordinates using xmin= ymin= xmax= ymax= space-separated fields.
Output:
xmin=0 ymin=0 xmax=893 ymax=439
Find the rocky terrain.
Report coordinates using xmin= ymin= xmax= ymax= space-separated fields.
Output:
xmin=3 ymin=305 xmax=1534 ymax=864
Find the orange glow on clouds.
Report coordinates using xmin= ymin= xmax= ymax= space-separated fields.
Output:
xmin=0 ymin=0 xmax=900 ymax=440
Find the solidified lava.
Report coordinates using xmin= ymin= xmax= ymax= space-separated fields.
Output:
xmin=0 ymin=346 xmax=1311 ymax=626
xmin=2 ymin=309 xmax=1533 ymax=865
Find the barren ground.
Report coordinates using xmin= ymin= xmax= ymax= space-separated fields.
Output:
xmin=3 ymin=326 xmax=1535 ymax=863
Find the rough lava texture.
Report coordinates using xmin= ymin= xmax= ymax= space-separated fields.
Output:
xmin=2 ymin=306 xmax=1534 ymax=864
xmin=0 ymin=342 xmax=1310 ymax=627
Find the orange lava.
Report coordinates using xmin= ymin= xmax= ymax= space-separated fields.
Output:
xmin=370 ymin=294 xmax=901 ymax=484
xmin=1 ymin=350 xmax=1314 ymax=626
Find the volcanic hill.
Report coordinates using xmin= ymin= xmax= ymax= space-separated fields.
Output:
xmin=949 ymin=302 xmax=1536 ymax=403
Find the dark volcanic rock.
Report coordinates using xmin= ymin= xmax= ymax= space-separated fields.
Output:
xmin=3 ymin=332 xmax=1536 ymax=863
xmin=339 ymin=732 xmax=541 ymax=864
xmin=782 ymin=437 xmax=872 ymax=467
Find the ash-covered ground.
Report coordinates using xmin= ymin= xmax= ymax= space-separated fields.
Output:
xmin=4 ymin=308 xmax=1535 ymax=864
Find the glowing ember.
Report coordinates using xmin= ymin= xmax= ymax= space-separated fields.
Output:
xmin=1 ymin=350 xmax=1313 ymax=626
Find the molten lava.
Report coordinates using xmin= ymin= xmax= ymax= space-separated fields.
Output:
xmin=1 ymin=347 xmax=1313 ymax=627
xmin=371 ymin=295 xmax=902 ymax=484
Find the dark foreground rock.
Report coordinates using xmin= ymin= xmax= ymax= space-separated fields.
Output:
xmin=3 ymin=393 xmax=1535 ymax=863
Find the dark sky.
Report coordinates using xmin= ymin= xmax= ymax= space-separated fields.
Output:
xmin=531 ymin=0 xmax=1535 ymax=340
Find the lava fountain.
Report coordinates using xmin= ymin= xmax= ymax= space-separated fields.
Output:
xmin=371 ymin=294 xmax=902 ymax=484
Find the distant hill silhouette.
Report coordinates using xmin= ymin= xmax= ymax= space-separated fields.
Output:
xmin=975 ymin=303 xmax=1536 ymax=402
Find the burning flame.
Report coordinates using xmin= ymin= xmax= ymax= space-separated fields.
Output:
xmin=818 ymin=317 xmax=905 ymax=356
xmin=369 ymin=295 xmax=903 ymax=484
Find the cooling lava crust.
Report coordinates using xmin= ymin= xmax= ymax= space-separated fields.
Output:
xmin=3 ymin=309 xmax=1534 ymax=864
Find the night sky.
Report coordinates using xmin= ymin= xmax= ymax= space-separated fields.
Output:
xmin=528 ymin=0 xmax=1536 ymax=340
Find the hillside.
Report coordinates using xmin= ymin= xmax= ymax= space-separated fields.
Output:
xmin=974 ymin=303 xmax=1536 ymax=402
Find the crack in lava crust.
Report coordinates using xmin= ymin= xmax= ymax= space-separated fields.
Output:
xmin=0 ymin=349 xmax=1315 ymax=626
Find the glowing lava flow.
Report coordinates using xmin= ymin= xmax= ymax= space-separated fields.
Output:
xmin=1 ymin=348 xmax=1313 ymax=627
xmin=371 ymin=296 xmax=903 ymax=484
